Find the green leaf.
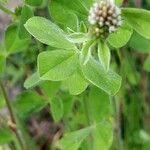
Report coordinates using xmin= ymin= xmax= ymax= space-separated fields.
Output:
xmin=65 ymin=70 xmax=88 ymax=95
xmin=98 ymin=40 xmax=110 ymax=71
xmin=59 ymin=122 xmax=112 ymax=150
xmin=24 ymin=17 xmax=76 ymax=50
xmin=92 ymin=121 xmax=113 ymax=150
xmin=107 ymin=22 xmax=133 ymax=48
xmin=0 ymin=44 xmax=6 ymax=74
xmin=25 ymin=0 xmax=43 ymax=6
xmin=58 ymin=125 xmax=95 ymax=150
xmin=116 ymin=0 xmax=123 ymax=6
xmin=15 ymin=91 xmax=48 ymax=118
xmin=81 ymin=58 xmax=121 ymax=95
xmin=61 ymin=94 xmax=73 ymax=117
xmin=122 ymin=8 xmax=150 ymax=39
xmin=49 ymin=0 xmax=92 ymax=21
xmin=18 ymin=5 xmax=34 ymax=39
xmin=128 ymin=32 xmax=150 ymax=53
xmin=40 ymin=81 xmax=60 ymax=98
xmin=67 ymin=33 xmax=90 ymax=43
xmin=0 ymin=54 xmax=6 ymax=74
xmin=144 ymin=56 xmax=150 ymax=72
xmin=5 ymin=24 xmax=29 ymax=54
xmin=79 ymin=21 xmax=87 ymax=33
xmin=121 ymin=59 xmax=139 ymax=85
xmin=0 ymin=127 xmax=13 ymax=145
xmin=80 ymin=40 xmax=95 ymax=65
xmin=38 ymin=50 xmax=79 ymax=81
xmin=88 ymin=87 xmax=112 ymax=123
xmin=24 ymin=72 xmax=42 ymax=89
xmin=48 ymin=1 xmax=78 ymax=31
xmin=50 ymin=96 xmax=63 ymax=122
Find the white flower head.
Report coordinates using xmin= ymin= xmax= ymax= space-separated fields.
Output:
xmin=88 ymin=0 xmax=122 ymax=37
xmin=106 ymin=0 xmax=115 ymax=5
xmin=109 ymin=26 xmax=116 ymax=33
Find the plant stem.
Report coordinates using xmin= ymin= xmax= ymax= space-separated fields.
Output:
xmin=112 ymin=96 xmax=123 ymax=150
xmin=0 ymin=80 xmax=16 ymax=124
xmin=14 ymin=131 xmax=25 ymax=150
xmin=0 ymin=3 xmax=15 ymax=16
xmin=0 ymin=79 xmax=25 ymax=150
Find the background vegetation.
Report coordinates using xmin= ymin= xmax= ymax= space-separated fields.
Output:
xmin=0 ymin=0 xmax=150 ymax=150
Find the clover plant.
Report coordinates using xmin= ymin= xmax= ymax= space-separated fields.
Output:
xmin=0 ymin=0 xmax=150 ymax=149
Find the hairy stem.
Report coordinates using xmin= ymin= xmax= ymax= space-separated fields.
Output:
xmin=0 ymin=3 xmax=15 ymax=16
xmin=0 ymin=80 xmax=16 ymax=124
xmin=0 ymin=79 xmax=25 ymax=150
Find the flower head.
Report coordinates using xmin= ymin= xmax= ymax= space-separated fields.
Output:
xmin=88 ymin=0 xmax=122 ymax=37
